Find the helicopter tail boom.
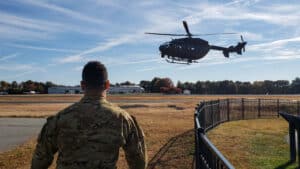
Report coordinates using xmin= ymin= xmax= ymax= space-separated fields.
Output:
xmin=210 ymin=41 xmax=247 ymax=58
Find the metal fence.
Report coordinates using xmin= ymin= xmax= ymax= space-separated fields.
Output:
xmin=194 ymin=98 xmax=300 ymax=169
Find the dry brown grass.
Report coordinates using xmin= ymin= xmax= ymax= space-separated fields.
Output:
xmin=0 ymin=103 xmax=72 ymax=117
xmin=0 ymin=95 xmax=198 ymax=169
xmin=0 ymin=94 xmax=299 ymax=102
xmin=0 ymin=94 xmax=298 ymax=169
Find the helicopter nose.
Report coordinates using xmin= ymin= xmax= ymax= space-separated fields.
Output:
xmin=159 ymin=45 xmax=167 ymax=52
xmin=159 ymin=45 xmax=164 ymax=52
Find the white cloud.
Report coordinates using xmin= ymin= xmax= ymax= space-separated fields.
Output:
xmin=249 ymin=36 xmax=300 ymax=51
xmin=258 ymin=4 xmax=300 ymax=13
xmin=8 ymin=44 xmax=79 ymax=53
xmin=183 ymin=2 xmax=300 ymax=26
xmin=0 ymin=11 xmax=108 ymax=41
xmin=58 ymin=34 xmax=136 ymax=63
xmin=0 ymin=53 xmax=18 ymax=61
xmin=95 ymin=0 xmax=122 ymax=8
xmin=0 ymin=64 xmax=34 ymax=71
xmin=0 ymin=62 xmax=47 ymax=80
xmin=0 ymin=24 xmax=50 ymax=40
xmin=0 ymin=11 xmax=63 ymax=32
xmin=239 ymin=32 xmax=263 ymax=41
xmin=57 ymin=7 xmax=183 ymax=64
xmin=59 ymin=55 xmax=83 ymax=63
xmin=107 ymin=58 xmax=161 ymax=67
xmin=74 ymin=66 xmax=83 ymax=71
xmin=19 ymin=0 xmax=103 ymax=25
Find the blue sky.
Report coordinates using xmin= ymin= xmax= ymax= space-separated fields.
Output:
xmin=0 ymin=0 xmax=300 ymax=85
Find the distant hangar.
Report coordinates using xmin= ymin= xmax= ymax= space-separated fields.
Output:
xmin=108 ymin=85 xmax=144 ymax=94
xmin=48 ymin=86 xmax=82 ymax=94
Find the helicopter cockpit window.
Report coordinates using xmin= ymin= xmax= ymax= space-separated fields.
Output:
xmin=163 ymin=42 xmax=170 ymax=46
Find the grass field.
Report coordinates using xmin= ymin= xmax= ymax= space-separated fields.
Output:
xmin=0 ymin=94 xmax=299 ymax=169
xmin=208 ymin=119 xmax=298 ymax=169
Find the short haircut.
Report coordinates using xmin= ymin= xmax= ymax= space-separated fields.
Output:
xmin=82 ymin=61 xmax=108 ymax=88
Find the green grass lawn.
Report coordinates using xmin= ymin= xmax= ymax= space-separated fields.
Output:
xmin=249 ymin=131 xmax=298 ymax=169
xmin=208 ymin=119 xmax=299 ymax=169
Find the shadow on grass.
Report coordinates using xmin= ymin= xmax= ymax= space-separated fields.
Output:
xmin=275 ymin=161 xmax=299 ymax=169
xmin=148 ymin=129 xmax=194 ymax=169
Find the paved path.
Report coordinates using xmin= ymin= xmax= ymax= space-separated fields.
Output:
xmin=0 ymin=118 xmax=45 ymax=152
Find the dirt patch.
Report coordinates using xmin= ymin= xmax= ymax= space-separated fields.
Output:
xmin=120 ymin=104 xmax=149 ymax=109
xmin=167 ymin=104 xmax=185 ymax=110
xmin=148 ymin=129 xmax=194 ymax=169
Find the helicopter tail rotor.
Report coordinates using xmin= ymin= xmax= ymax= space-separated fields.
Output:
xmin=240 ymin=35 xmax=246 ymax=52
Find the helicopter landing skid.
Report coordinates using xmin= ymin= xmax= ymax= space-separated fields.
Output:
xmin=165 ymin=58 xmax=198 ymax=65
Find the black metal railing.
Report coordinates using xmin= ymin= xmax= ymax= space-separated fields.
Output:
xmin=279 ymin=112 xmax=300 ymax=166
xmin=194 ymin=98 xmax=300 ymax=169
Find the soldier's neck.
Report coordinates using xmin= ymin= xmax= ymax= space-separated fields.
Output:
xmin=84 ymin=89 xmax=106 ymax=98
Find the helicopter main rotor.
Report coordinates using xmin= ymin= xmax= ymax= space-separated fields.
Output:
xmin=145 ymin=21 xmax=237 ymax=37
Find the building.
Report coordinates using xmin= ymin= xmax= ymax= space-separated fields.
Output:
xmin=0 ymin=91 xmax=8 ymax=95
xmin=183 ymin=89 xmax=191 ymax=95
xmin=23 ymin=91 xmax=37 ymax=94
xmin=48 ymin=86 xmax=82 ymax=94
xmin=108 ymin=85 xmax=144 ymax=94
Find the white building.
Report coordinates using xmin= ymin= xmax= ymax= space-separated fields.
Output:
xmin=0 ymin=91 xmax=8 ymax=95
xmin=108 ymin=85 xmax=144 ymax=94
xmin=48 ymin=86 xmax=82 ymax=94
xmin=183 ymin=89 xmax=191 ymax=95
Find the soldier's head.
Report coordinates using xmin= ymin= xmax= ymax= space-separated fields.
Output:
xmin=81 ymin=61 xmax=109 ymax=93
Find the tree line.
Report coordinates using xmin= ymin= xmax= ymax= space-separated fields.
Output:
xmin=140 ymin=77 xmax=300 ymax=94
xmin=175 ymin=78 xmax=300 ymax=94
xmin=1 ymin=77 xmax=300 ymax=94
xmin=0 ymin=80 xmax=58 ymax=94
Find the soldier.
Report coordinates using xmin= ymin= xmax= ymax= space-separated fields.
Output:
xmin=31 ymin=61 xmax=147 ymax=169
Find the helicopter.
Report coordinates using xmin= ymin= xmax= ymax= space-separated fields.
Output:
xmin=145 ymin=21 xmax=247 ymax=64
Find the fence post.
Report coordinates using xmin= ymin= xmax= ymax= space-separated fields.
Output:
xmin=289 ymin=123 xmax=296 ymax=162
xmin=297 ymin=101 xmax=300 ymax=116
xmin=227 ymin=99 xmax=230 ymax=121
xmin=297 ymin=128 xmax=300 ymax=167
xmin=211 ymin=101 xmax=214 ymax=127
xmin=194 ymin=110 xmax=200 ymax=169
xmin=277 ymin=99 xmax=280 ymax=118
xmin=258 ymin=98 xmax=261 ymax=118
xmin=217 ymin=99 xmax=221 ymax=123
xmin=194 ymin=111 xmax=199 ymax=168
xmin=241 ymin=98 xmax=245 ymax=120
xmin=203 ymin=102 xmax=206 ymax=130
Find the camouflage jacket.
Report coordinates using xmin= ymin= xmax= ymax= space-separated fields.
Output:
xmin=31 ymin=96 xmax=147 ymax=169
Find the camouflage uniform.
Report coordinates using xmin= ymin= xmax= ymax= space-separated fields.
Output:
xmin=31 ymin=96 xmax=147 ymax=169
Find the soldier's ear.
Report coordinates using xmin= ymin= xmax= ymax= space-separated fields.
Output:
xmin=81 ymin=81 xmax=86 ymax=91
xmin=104 ymin=80 xmax=110 ymax=90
